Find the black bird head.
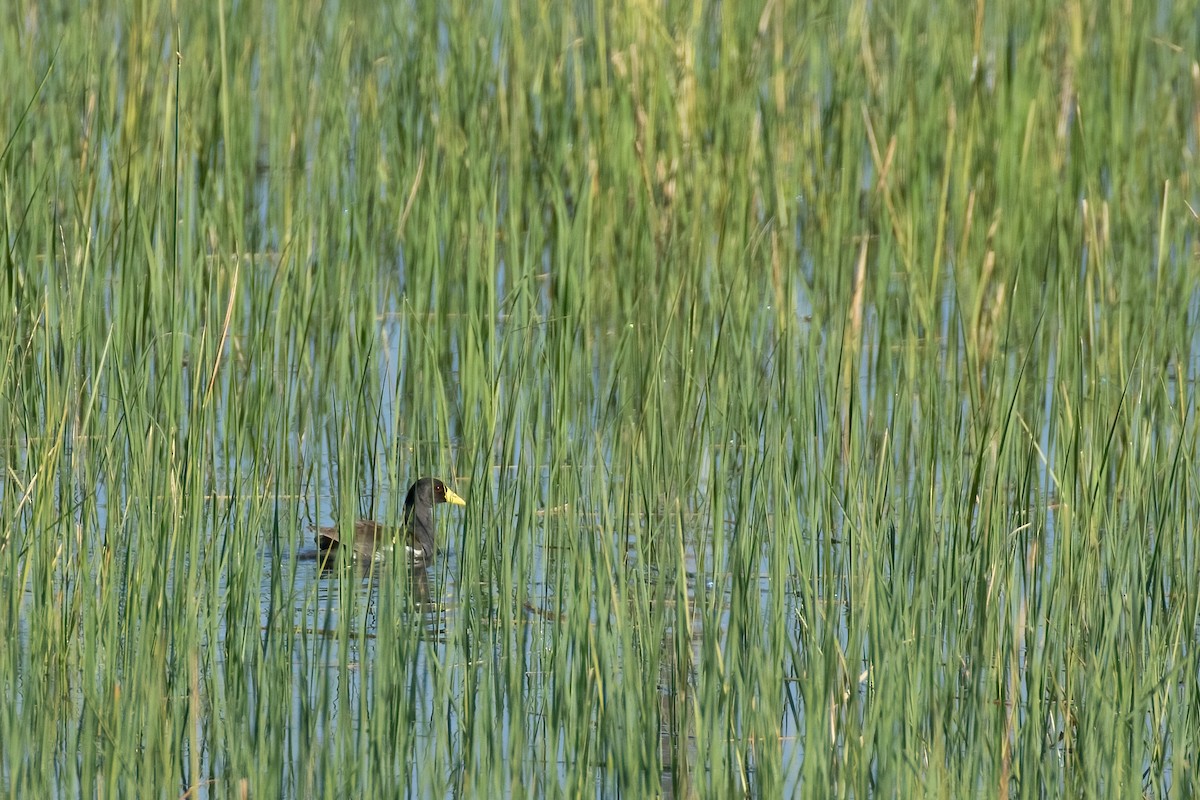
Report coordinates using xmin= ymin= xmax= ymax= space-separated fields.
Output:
xmin=403 ymin=477 xmax=467 ymax=564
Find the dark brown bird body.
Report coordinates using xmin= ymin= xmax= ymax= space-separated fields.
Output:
xmin=316 ymin=477 xmax=465 ymax=566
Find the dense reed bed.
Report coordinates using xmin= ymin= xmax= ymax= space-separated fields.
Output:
xmin=2 ymin=0 xmax=1198 ymax=796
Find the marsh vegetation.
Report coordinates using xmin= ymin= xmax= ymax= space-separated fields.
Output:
xmin=2 ymin=1 xmax=1198 ymax=796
